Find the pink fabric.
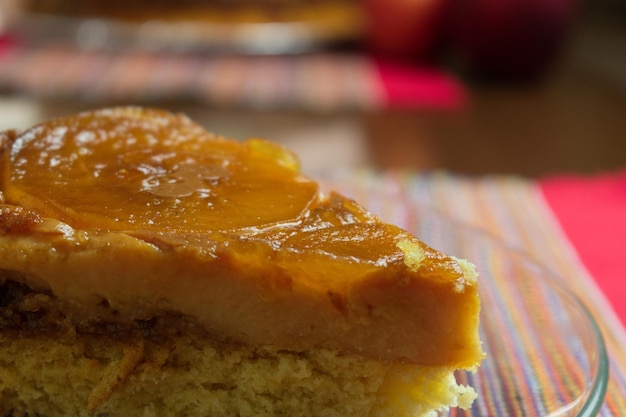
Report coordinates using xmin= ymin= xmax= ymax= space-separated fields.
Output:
xmin=373 ymin=57 xmax=466 ymax=110
xmin=0 ymin=35 xmax=16 ymax=57
xmin=540 ymin=170 xmax=626 ymax=325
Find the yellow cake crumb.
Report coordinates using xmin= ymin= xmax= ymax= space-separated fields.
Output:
xmin=397 ymin=239 xmax=426 ymax=272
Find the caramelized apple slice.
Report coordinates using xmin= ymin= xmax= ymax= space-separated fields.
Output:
xmin=1 ymin=108 xmax=319 ymax=235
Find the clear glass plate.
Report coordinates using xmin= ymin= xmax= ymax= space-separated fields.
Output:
xmin=404 ymin=206 xmax=609 ymax=417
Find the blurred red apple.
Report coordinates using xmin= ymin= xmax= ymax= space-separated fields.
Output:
xmin=446 ymin=0 xmax=578 ymax=80
xmin=361 ymin=0 xmax=448 ymax=59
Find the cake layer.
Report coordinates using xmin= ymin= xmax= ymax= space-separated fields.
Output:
xmin=0 ymin=107 xmax=482 ymax=368
xmin=0 ymin=280 xmax=476 ymax=417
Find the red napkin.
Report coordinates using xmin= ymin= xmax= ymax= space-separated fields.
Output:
xmin=0 ymin=35 xmax=16 ymax=55
xmin=540 ymin=170 xmax=626 ymax=326
xmin=373 ymin=57 xmax=466 ymax=110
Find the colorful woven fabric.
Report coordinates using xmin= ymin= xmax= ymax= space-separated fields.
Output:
xmin=0 ymin=39 xmax=464 ymax=111
xmin=326 ymin=170 xmax=626 ymax=416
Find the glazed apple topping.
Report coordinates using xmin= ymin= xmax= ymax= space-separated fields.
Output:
xmin=1 ymin=108 xmax=319 ymax=236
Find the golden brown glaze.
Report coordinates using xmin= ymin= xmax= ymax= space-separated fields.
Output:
xmin=2 ymin=107 xmax=318 ymax=235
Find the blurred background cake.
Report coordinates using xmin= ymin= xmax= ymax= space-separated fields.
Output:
xmin=5 ymin=0 xmax=364 ymax=54
xmin=18 ymin=0 xmax=359 ymax=23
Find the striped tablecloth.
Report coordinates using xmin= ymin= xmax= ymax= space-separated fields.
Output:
xmin=327 ymin=170 xmax=626 ymax=417
xmin=0 ymin=37 xmax=465 ymax=111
